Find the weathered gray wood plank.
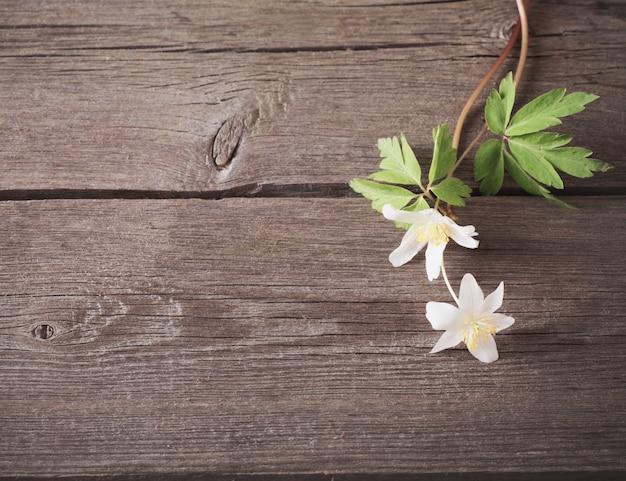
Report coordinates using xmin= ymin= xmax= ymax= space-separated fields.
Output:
xmin=1 ymin=197 xmax=624 ymax=478
xmin=1 ymin=0 xmax=624 ymax=194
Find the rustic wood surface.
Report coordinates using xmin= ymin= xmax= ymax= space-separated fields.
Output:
xmin=1 ymin=197 xmax=625 ymax=480
xmin=1 ymin=0 xmax=625 ymax=479
xmin=1 ymin=0 xmax=624 ymax=194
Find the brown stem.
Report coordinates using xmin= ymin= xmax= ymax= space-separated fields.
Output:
xmin=513 ymin=0 xmax=529 ymax=85
xmin=453 ymin=124 xmax=489 ymax=174
xmin=451 ymin=0 xmax=530 ymax=152
xmin=438 ymin=1 xmax=530 ymax=217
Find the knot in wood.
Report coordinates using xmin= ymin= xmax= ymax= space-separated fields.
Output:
xmin=211 ymin=116 xmax=244 ymax=168
xmin=495 ymin=20 xmax=518 ymax=41
xmin=33 ymin=324 xmax=55 ymax=340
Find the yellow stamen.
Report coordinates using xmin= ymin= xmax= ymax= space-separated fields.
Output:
xmin=462 ymin=316 xmax=497 ymax=351
xmin=416 ymin=222 xmax=450 ymax=245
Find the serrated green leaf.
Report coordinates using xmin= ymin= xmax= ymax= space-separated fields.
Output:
xmin=509 ymin=131 xmax=573 ymax=149
xmin=411 ymin=196 xmax=431 ymax=212
xmin=503 ymin=150 xmax=551 ymax=197
xmin=368 ymin=170 xmax=416 ymax=184
xmin=431 ymin=177 xmax=472 ymax=206
xmin=376 ymin=134 xmax=423 ymax=186
xmin=505 ymin=130 xmax=611 ymax=187
xmin=506 ymin=88 xmax=598 ymax=136
xmin=474 ymin=139 xmax=505 ymax=196
xmin=399 ymin=133 xmax=422 ymax=184
xmin=543 ymin=148 xmax=612 ymax=178
xmin=502 ymin=150 xmax=573 ymax=207
xmin=485 ymin=72 xmax=516 ymax=135
xmin=377 ymin=136 xmax=400 ymax=163
xmin=508 ymin=137 xmax=564 ymax=189
xmin=428 ymin=124 xmax=457 ymax=183
xmin=349 ymin=179 xmax=416 ymax=213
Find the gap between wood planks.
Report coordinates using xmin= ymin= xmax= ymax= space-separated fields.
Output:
xmin=0 ymin=185 xmax=624 ymax=202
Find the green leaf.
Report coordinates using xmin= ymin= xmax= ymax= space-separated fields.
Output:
xmin=503 ymin=150 xmax=550 ymax=197
xmin=544 ymin=149 xmax=612 ymax=178
xmin=375 ymin=134 xmax=423 ymax=186
xmin=349 ymin=179 xmax=416 ymax=213
xmin=431 ymin=177 xmax=472 ymax=207
xmin=476 ymin=79 xmax=606 ymax=208
xmin=508 ymin=136 xmax=565 ymax=189
xmin=506 ymin=88 xmax=599 ymax=136
xmin=428 ymin=123 xmax=457 ymax=183
xmin=410 ymin=196 xmax=431 ymax=212
xmin=474 ymin=139 xmax=505 ymax=196
xmin=502 ymin=150 xmax=574 ymax=208
xmin=368 ymin=169 xmax=415 ymax=185
xmin=506 ymin=131 xmax=612 ymax=179
xmin=508 ymin=131 xmax=573 ymax=149
xmin=542 ymin=194 xmax=576 ymax=209
xmin=485 ymin=72 xmax=516 ymax=135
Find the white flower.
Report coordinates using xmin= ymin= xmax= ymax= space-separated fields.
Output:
xmin=426 ymin=273 xmax=515 ymax=363
xmin=382 ymin=205 xmax=479 ymax=281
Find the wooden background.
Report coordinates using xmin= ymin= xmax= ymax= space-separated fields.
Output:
xmin=1 ymin=0 xmax=625 ymax=479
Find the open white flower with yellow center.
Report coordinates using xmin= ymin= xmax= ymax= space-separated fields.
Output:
xmin=382 ymin=205 xmax=479 ymax=281
xmin=426 ymin=273 xmax=515 ymax=363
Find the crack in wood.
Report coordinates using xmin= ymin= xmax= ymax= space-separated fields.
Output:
xmin=187 ymin=41 xmax=464 ymax=55
xmin=0 ymin=185 xmax=624 ymax=202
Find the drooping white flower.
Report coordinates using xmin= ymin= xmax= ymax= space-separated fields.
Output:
xmin=382 ymin=205 xmax=479 ymax=281
xmin=426 ymin=273 xmax=515 ymax=363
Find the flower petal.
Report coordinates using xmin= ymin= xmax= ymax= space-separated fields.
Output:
xmin=467 ymin=334 xmax=499 ymax=363
xmin=458 ymin=273 xmax=484 ymax=312
xmin=382 ymin=204 xmax=428 ymax=224
xmin=447 ymin=222 xmax=479 ymax=249
xmin=430 ymin=329 xmax=464 ymax=353
xmin=491 ymin=313 xmax=515 ymax=332
xmin=482 ymin=281 xmax=504 ymax=315
xmin=425 ymin=241 xmax=446 ymax=280
xmin=425 ymin=301 xmax=460 ymax=330
xmin=388 ymin=233 xmax=425 ymax=267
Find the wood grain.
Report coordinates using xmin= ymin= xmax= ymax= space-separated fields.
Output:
xmin=1 ymin=0 xmax=625 ymax=478
xmin=1 ymin=197 xmax=624 ymax=478
xmin=1 ymin=0 xmax=624 ymax=194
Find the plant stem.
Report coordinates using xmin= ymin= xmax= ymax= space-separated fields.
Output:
xmin=437 ymin=1 xmax=530 ymax=215
xmin=440 ymin=259 xmax=459 ymax=305
xmin=514 ymin=0 xmax=529 ymax=85
xmin=448 ymin=124 xmax=489 ymax=179
xmin=451 ymin=0 xmax=531 ymax=154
